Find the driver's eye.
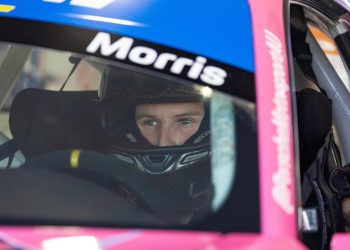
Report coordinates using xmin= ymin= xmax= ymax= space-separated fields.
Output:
xmin=143 ymin=120 xmax=158 ymax=126
xmin=177 ymin=118 xmax=193 ymax=125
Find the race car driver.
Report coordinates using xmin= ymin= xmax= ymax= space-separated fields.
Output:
xmin=99 ymin=66 xmax=213 ymax=224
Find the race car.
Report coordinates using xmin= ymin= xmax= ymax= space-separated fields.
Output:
xmin=0 ymin=0 xmax=349 ymax=249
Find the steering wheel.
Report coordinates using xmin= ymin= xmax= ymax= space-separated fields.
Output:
xmin=0 ymin=150 xmax=164 ymax=227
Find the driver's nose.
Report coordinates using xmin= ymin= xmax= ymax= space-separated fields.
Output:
xmin=157 ymin=125 xmax=177 ymax=147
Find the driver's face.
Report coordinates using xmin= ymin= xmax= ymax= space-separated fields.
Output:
xmin=135 ymin=102 xmax=204 ymax=146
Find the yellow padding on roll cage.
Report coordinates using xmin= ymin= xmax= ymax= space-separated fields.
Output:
xmin=70 ymin=150 xmax=81 ymax=168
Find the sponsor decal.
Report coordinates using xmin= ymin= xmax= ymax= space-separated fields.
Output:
xmin=264 ymin=29 xmax=294 ymax=215
xmin=86 ymin=32 xmax=228 ymax=86
xmin=0 ymin=18 xmax=255 ymax=101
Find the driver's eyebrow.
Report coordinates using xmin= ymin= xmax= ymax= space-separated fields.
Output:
xmin=135 ymin=112 xmax=203 ymax=120
xmin=174 ymin=111 xmax=204 ymax=118
xmin=135 ymin=114 xmax=157 ymax=120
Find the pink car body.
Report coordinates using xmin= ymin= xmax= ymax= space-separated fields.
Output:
xmin=0 ymin=0 xmax=349 ymax=249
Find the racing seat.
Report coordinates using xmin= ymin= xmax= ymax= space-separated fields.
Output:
xmin=0 ymin=88 xmax=103 ymax=165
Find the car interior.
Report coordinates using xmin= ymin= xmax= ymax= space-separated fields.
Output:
xmin=290 ymin=3 xmax=350 ymax=249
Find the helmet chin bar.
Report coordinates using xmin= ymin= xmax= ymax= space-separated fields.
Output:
xmin=110 ymin=145 xmax=211 ymax=174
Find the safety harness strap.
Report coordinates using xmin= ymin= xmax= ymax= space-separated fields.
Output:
xmin=0 ymin=139 xmax=18 ymax=168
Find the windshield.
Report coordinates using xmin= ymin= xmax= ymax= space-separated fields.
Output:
xmin=0 ymin=42 xmax=259 ymax=232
